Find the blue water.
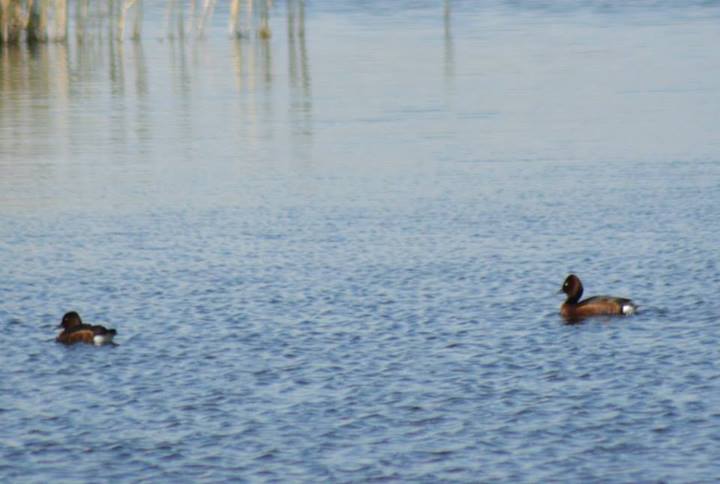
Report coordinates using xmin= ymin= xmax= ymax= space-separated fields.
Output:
xmin=2 ymin=2 xmax=720 ymax=482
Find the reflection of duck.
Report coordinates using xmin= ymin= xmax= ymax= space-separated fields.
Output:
xmin=560 ymin=274 xmax=636 ymax=322
xmin=56 ymin=311 xmax=117 ymax=345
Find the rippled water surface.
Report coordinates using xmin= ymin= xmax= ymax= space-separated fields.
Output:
xmin=2 ymin=2 xmax=720 ymax=482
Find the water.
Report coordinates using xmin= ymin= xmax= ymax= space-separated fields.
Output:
xmin=2 ymin=2 xmax=720 ymax=481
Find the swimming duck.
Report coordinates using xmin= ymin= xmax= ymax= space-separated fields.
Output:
xmin=56 ymin=311 xmax=117 ymax=345
xmin=559 ymin=274 xmax=636 ymax=322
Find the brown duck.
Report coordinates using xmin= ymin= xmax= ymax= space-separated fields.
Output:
xmin=560 ymin=274 xmax=636 ymax=322
xmin=56 ymin=311 xmax=117 ymax=345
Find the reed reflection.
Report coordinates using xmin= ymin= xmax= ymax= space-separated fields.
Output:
xmin=1 ymin=1 xmax=315 ymax=169
xmin=287 ymin=0 xmax=312 ymax=143
xmin=444 ymin=0 xmax=455 ymax=82
xmin=0 ymin=29 xmax=150 ymax=158
xmin=228 ymin=0 xmax=313 ymax=154
xmin=1 ymin=42 xmax=72 ymax=159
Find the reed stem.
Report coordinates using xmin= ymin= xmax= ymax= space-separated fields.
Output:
xmin=0 ymin=0 xmax=276 ymax=44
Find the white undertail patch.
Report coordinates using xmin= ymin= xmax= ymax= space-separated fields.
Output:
xmin=622 ymin=303 xmax=636 ymax=315
xmin=93 ymin=334 xmax=115 ymax=345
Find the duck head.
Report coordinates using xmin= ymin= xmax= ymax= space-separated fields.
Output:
xmin=58 ymin=311 xmax=83 ymax=329
xmin=561 ymin=274 xmax=584 ymax=304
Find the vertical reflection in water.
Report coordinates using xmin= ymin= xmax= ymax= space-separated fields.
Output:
xmin=232 ymin=30 xmax=274 ymax=150
xmin=108 ymin=38 xmax=128 ymax=152
xmin=444 ymin=0 xmax=455 ymax=83
xmin=55 ymin=41 xmax=71 ymax=160
xmin=165 ymin=0 xmax=186 ymax=40
xmin=82 ymin=33 xmax=149 ymax=157
xmin=0 ymin=42 xmax=71 ymax=160
xmin=287 ymin=1 xmax=297 ymax=84
xmin=229 ymin=0 xmax=241 ymax=37
xmin=287 ymin=0 xmax=312 ymax=151
xmin=131 ymin=40 xmax=150 ymax=151
xmin=0 ymin=42 xmax=72 ymax=208
xmin=109 ymin=30 xmax=124 ymax=95
xmin=75 ymin=0 xmax=89 ymax=43
xmin=258 ymin=19 xmax=273 ymax=134
xmin=258 ymin=0 xmax=271 ymax=39
xmin=169 ymin=37 xmax=194 ymax=162
xmin=244 ymin=0 xmax=254 ymax=34
xmin=74 ymin=27 xmax=103 ymax=85
xmin=232 ymin=38 xmax=258 ymax=145
xmin=133 ymin=41 xmax=148 ymax=96
xmin=1 ymin=45 xmax=23 ymax=159
xmin=259 ymin=27 xmax=272 ymax=85
xmin=197 ymin=0 xmax=217 ymax=38
xmin=166 ymin=0 xmax=176 ymax=38
xmin=1 ymin=2 xmax=313 ymax=198
xmin=231 ymin=37 xmax=244 ymax=91
xmin=230 ymin=0 xmax=290 ymax=152
xmin=176 ymin=0 xmax=185 ymax=40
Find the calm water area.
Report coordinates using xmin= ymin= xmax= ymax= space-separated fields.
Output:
xmin=1 ymin=1 xmax=720 ymax=481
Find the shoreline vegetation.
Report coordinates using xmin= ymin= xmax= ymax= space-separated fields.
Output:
xmin=0 ymin=0 xmax=274 ymax=45
xmin=0 ymin=0 xmax=312 ymax=153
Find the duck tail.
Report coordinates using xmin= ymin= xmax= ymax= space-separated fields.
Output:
xmin=621 ymin=302 xmax=637 ymax=315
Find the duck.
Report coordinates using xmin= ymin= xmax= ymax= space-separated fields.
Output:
xmin=559 ymin=274 xmax=636 ymax=322
xmin=56 ymin=311 xmax=117 ymax=345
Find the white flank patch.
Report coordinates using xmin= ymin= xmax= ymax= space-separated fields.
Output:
xmin=94 ymin=334 xmax=114 ymax=345
xmin=622 ymin=304 xmax=636 ymax=315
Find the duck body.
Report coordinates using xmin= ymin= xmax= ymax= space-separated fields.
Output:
xmin=56 ymin=311 xmax=117 ymax=345
xmin=560 ymin=274 xmax=636 ymax=322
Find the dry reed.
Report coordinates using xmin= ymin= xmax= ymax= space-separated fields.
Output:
xmin=0 ymin=0 xmax=274 ymax=45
